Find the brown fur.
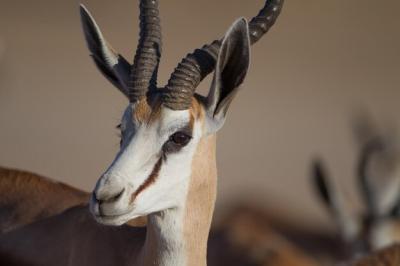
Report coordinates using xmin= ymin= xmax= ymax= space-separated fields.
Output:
xmin=0 ymin=205 xmax=147 ymax=266
xmin=0 ymin=166 xmax=90 ymax=233
xmin=0 ymin=166 xmax=146 ymax=232
xmin=184 ymin=132 xmax=218 ymax=266
xmin=189 ymin=97 xmax=202 ymax=120
xmin=134 ymin=96 xmax=200 ymax=125
xmin=134 ymin=97 xmax=162 ymax=124
xmin=182 ymin=96 xmax=216 ymax=266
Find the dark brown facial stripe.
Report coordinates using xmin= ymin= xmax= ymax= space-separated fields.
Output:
xmin=130 ymin=157 xmax=163 ymax=204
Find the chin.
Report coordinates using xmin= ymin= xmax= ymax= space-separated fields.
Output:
xmin=93 ymin=211 xmax=137 ymax=226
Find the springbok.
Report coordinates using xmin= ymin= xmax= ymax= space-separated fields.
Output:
xmin=0 ymin=166 xmax=89 ymax=233
xmin=0 ymin=0 xmax=285 ymax=265
xmin=312 ymin=130 xmax=400 ymax=260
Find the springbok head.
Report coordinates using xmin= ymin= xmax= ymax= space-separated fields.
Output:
xmin=80 ymin=0 xmax=283 ymax=226
xmin=312 ymin=129 xmax=400 ymax=256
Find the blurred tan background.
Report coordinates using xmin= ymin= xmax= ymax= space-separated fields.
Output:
xmin=0 ymin=0 xmax=399 ymax=231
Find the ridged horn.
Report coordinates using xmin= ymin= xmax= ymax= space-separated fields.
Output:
xmin=129 ymin=0 xmax=162 ymax=103
xmin=162 ymin=0 xmax=284 ymax=110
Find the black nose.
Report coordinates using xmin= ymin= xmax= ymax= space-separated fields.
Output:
xmin=94 ymin=188 xmax=125 ymax=204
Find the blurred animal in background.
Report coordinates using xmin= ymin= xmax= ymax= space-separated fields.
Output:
xmin=209 ymin=206 xmax=328 ymax=266
xmin=312 ymin=114 xmax=400 ymax=263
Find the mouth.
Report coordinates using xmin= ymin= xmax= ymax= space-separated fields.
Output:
xmin=93 ymin=210 xmax=136 ymax=226
xmin=89 ymin=197 xmax=137 ymax=226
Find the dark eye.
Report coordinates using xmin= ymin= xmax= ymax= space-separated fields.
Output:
xmin=169 ymin=132 xmax=191 ymax=146
xmin=162 ymin=130 xmax=192 ymax=155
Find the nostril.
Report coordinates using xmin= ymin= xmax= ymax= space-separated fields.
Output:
xmin=95 ymin=188 xmax=125 ymax=204
xmin=94 ymin=191 xmax=105 ymax=204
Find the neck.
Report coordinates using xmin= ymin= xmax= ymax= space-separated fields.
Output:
xmin=140 ymin=134 xmax=217 ymax=266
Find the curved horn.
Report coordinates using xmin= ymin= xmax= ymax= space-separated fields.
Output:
xmin=129 ymin=0 xmax=162 ymax=103
xmin=162 ymin=0 xmax=284 ymax=110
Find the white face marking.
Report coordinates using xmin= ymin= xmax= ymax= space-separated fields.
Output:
xmin=90 ymin=103 xmax=203 ymax=226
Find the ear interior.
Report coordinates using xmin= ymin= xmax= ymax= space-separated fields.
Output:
xmin=80 ymin=4 xmax=131 ymax=97
xmin=205 ymin=18 xmax=250 ymax=132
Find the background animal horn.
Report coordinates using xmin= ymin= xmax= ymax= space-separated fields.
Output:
xmin=357 ymin=138 xmax=385 ymax=219
xmin=162 ymin=0 xmax=284 ymax=110
xmin=129 ymin=0 xmax=162 ymax=103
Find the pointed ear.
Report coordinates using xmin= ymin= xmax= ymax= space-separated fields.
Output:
xmin=205 ymin=18 xmax=250 ymax=133
xmin=80 ymin=4 xmax=130 ymax=98
xmin=312 ymin=160 xmax=334 ymax=209
xmin=311 ymin=159 xmax=359 ymax=241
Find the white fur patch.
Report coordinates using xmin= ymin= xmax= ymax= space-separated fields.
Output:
xmin=93 ymin=106 xmax=201 ymax=221
xmin=92 ymin=105 xmax=203 ymax=265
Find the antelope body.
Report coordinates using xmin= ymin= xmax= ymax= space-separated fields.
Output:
xmin=0 ymin=205 xmax=146 ymax=266
xmin=0 ymin=166 xmax=89 ymax=233
xmin=0 ymin=0 xmax=285 ymax=265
